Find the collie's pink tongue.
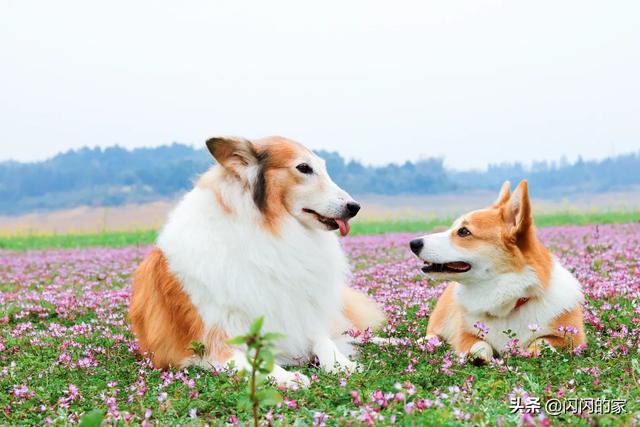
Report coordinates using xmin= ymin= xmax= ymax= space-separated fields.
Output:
xmin=335 ymin=219 xmax=350 ymax=237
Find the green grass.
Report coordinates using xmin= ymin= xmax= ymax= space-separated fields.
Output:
xmin=533 ymin=211 xmax=640 ymax=227
xmin=1 ymin=214 xmax=639 ymax=425
xmin=1 ymin=211 xmax=638 ymax=251
xmin=1 ymin=244 xmax=638 ymax=425
xmin=3 ymin=318 xmax=637 ymax=426
xmin=0 ymin=229 xmax=158 ymax=251
xmin=352 ymin=211 xmax=640 ymax=235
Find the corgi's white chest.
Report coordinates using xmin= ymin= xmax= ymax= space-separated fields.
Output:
xmin=457 ymin=261 xmax=584 ymax=351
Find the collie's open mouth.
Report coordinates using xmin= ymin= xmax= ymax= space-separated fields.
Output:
xmin=303 ymin=208 xmax=351 ymax=236
xmin=422 ymin=261 xmax=471 ymax=274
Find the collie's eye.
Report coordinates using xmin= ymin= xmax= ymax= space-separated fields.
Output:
xmin=457 ymin=227 xmax=471 ymax=237
xmin=296 ymin=163 xmax=313 ymax=174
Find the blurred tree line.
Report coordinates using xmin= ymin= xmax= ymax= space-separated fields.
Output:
xmin=0 ymin=143 xmax=638 ymax=214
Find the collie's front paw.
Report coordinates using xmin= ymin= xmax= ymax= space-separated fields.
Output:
xmin=469 ymin=341 xmax=493 ymax=365
xmin=269 ymin=366 xmax=310 ymax=389
xmin=324 ymin=359 xmax=362 ymax=374
xmin=314 ymin=337 xmax=362 ymax=374
xmin=322 ymin=355 xmax=362 ymax=374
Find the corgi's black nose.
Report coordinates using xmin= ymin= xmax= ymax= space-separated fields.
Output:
xmin=346 ymin=202 xmax=361 ymax=218
xmin=410 ymin=238 xmax=424 ymax=255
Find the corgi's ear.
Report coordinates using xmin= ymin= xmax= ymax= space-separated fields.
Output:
xmin=493 ymin=181 xmax=511 ymax=207
xmin=503 ymin=180 xmax=532 ymax=236
xmin=206 ymin=137 xmax=258 ymax=178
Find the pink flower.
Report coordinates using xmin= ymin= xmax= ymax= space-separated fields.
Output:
xmin=573 ymin=343 xmax=588 ymax=355
xmin=313 ymin=412 xmax=328 ymax=426
xmin=473 ymin=321 xmax=489 ymax=338
xmin=284 ymin=398 xmax=298 ymax=409
xmin=350 ymin=390 xmax=362 ymax=406
xmin=11 ymin=384 xmax=34 ymax=400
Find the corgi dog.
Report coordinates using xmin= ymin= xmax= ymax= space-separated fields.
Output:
xmin=129 ymin=136 xmax=385 ymax=386
xmin=409 ymin=180 xmax=585 ymax=363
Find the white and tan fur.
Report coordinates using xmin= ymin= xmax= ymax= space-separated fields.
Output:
xmin=129 ymin=136 xmax=385 ymax=387
xmin=410 ymin=180 xmax=585 ymax=363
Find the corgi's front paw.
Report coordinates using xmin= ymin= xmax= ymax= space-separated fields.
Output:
xmin=469 ymin=341 xmax=493 ymax=365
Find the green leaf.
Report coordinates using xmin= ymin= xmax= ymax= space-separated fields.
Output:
xmin=263 ymin=332 xmax=285 ymax=342
xmin=78 ymin=409 xmax=104 ymax=427
xmin=227 ymin=336 xmax=247 ymax=345
xmin=258 ymin=366 xmax=272 ymax=375
xmin=261 ymin=350 xmax=275 ymax=373
xmin=257 ymin=388 xmax=283 ymax=407
xmin=237 ymin=395 xmax=252 ymax=410
xmin=189 ymin=340 xmax=206 ymax=357
xmin=261 ymin=348 xmax=274 ymax=363
xmin=249 ymin=316 xmax=264 ymax=335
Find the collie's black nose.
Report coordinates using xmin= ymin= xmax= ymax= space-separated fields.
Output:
xmin=410 ymin=238 xmax=424 ymax=255
xmin=346 ymin=202 xmax=361 ymax=217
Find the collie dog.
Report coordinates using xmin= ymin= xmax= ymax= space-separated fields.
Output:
xmin=409 ymin=180 xmax=585 ymax=363
xmin=129 ymin=136 xmax=384 ymax=386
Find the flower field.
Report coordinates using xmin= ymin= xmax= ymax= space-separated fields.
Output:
xmin=1 ymin=224 xmax=639 ymax=426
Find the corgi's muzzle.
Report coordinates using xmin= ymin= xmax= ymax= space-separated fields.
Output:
xmin=421 ymin=261 xmax=471 ymax=274
xmin=409 ymin=238 xmax=472 ymax=274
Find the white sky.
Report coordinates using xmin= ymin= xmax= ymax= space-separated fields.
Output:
xmin=1 ymin=0 xmax=638 ymax=170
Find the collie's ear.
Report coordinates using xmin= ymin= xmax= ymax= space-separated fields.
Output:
xmin=503 ymin=180 xmax=532 ymax=237
xmin=493 ymin=181 xmax=511 ymax=207
xmin=206 ymin=137 xmax=258 ymax=176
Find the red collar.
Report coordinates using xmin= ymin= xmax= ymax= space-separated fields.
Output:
xmin=514 ymin=297 xmax=530 ymax=310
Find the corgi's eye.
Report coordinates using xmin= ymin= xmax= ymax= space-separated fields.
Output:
xmin=296 ymin=163 xmax=314 ymax=174
xmin=457 ymin=227 xmax=471 ymax=237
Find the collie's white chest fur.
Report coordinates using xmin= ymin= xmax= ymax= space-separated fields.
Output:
xmin=456 ymin=260 xmax=584 ymax=350
xmin=157 ymin=187 xmax=349 ymax=364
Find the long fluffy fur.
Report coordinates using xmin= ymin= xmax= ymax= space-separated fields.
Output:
xmin=129 ymin=137 xmax=384 ymax=374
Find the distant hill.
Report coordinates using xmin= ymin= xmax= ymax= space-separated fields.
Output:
xmin=0 ymin=143 xmax=638 ymax=215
